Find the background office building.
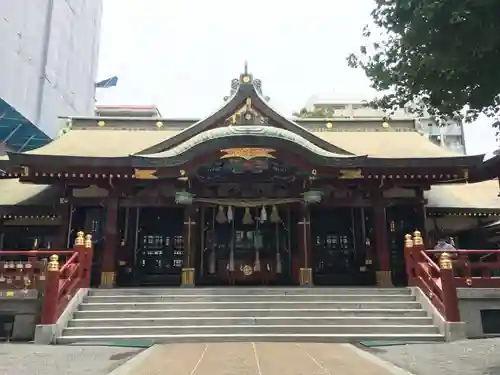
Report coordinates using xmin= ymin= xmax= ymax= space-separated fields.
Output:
xmin=305 ymin=94 xmax=466 ymax=154
xmin=0 ymin=0 xmax=103 ymax=151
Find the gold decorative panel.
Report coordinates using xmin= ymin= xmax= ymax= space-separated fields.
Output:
xmin=220 ymin=148 xmax=275 ymax=160
xmin=338 ymin=169 xmax=363 ymax=179
xmin=134 ymin=169 xmax=158 ymax=179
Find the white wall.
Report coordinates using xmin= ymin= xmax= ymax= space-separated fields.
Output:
xmin=0 ymin=0 xmax=102 ymax=138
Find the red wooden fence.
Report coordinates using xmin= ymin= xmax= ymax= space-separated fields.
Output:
xmin=404 ymin=231 xmax=500 ymax=322
xmin=0 ymin=231 xmax=93 ymax=325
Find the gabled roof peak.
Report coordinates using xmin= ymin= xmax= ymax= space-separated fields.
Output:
xmin=223 ymin=63 xmax=270 ymax=102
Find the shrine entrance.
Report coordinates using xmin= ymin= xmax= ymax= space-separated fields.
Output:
xmin=131 ymin=207 xmax=185 ymax=286
xmin=198 ymin=204 xmax=296 ymax=285
xmin=311 ymin=207 xmax=376 ymax=286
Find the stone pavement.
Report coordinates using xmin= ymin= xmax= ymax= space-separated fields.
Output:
xmin=372 ymin=338 xmax=500 ymax=375
xmin=112 ymin=342 xmax=410 ymax=375
xmin=0 ymin=343 xmax=141 ymax=375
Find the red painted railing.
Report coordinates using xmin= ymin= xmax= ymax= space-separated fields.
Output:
xmin=404 ymin=231 xmax=500 ymax=322
xmin=0 ymin=232 xmax=93 ymax=325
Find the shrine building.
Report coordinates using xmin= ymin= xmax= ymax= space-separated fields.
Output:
xmin=0 ymin=68 xmax=499 ymax=288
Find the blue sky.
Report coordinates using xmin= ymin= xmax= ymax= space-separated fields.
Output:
xmin=96 ymin=0 xmax=497 ymax=155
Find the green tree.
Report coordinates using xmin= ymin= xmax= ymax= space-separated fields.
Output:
xmin=293 ymin=107 xmax=337 ymax=118
xmin=347 ymin=0 xmax=500 ymax=122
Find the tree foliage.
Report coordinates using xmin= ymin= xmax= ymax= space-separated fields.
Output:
xmin=347 ymin=0 xmax=500 ymax=123
xmin=292 ymin=107 xmax=337 ymax=118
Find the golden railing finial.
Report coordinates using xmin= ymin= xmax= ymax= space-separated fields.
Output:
xmin=84 ymin=234 xmax=92 ymax=248
xmin=47 ymin=255 xmax=60 ymax=272
xmin=75 ymin=231 xmax=85 ymax=246
xmin=413 ymin=230 xmax=423 ymax=246
xmin=439 ymin=252 xmax=453 ymax=270
xmin=404 ymin=233 xmax=413 ymax=248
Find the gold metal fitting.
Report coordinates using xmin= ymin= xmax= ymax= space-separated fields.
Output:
xmin=84 ymin=234 xmax=92 ymax=248
xmin=404 ymin=233 xmax=414 ymax=248
xmin=75 ymin=231 xmax=85 ymax=246
xmin=466 ymin=278 xmax=472 ymax=286
xmin=439 ymin=252 xmax=453 ymax=270
xmin=47 ymin=255 xmax=60 ymax=272
xmin=413 ymin=230 xmax=423 ymax=245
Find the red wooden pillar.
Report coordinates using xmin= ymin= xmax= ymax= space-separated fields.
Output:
xmin=83 ymin=234 xmax=94 ymax=287
xmin=373 ymin=195 xmax=393 ymax=287
xmin=439 ymin=252 xmax=460 ymax=322
xmin=297 ymin=204 xmax=313 ymax=286
xmin=100 ymin=197 xmax=119 ymax=288
xmin=41 ymin=255 xmax=60 ymax=324
xmin=404 ymin=233 xmax=417 ymax=285
xmin=74 ymin=231 xmax=86 ymax=288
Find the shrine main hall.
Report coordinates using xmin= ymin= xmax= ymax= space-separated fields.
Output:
xmin=1 ymin=69 xmax=499 ymax=288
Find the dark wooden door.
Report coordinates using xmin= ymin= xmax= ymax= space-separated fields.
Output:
xmin=311 ymin=207 xmax=371 ymax=285
xmin=134 ymin=207 xmax=184 ymax=285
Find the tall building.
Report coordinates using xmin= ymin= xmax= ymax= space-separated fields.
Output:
xmin=0 ymin=0 xmax=103 ymax=151
xmin=304 ymin=95 xmax=466 ymax=154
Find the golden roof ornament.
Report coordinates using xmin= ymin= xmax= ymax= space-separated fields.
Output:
xmin=241 ymin=60 xmax=252 ymax=84
xmin=156 ymin=121 xmax=163 ymax=128
xmin=326 ymin=122 xmax=333 ymax=129
xmin=97 ymin=120 xmax=105 ymax=127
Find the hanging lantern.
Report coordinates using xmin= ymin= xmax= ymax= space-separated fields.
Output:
xmin=175 ymin=191 xmax=195 ymax=205
xmin=302 ymin=190 xmax=323 ymax=204
xmin=216 ymin=206 xmax=227 ymax=224
xmin=242 ymin=207 xmax=254 ymax=225
xmin=260 ymin=206 xmax=267 ymax=223
xmin=270 ymin=205 xmax=281 ymax=223
xmin=227 ymin=206 xmax=233 ymax=222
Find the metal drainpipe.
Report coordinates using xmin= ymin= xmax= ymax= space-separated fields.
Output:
xmin=34 ymin=0 xmax=55 ymax=127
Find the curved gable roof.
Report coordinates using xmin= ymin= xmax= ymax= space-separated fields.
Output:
xmin=132 ymin=126 xmax=365 ymax=167
xmin=136 ymin=71 xmax=352 ymax=156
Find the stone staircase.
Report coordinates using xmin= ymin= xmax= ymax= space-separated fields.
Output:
xmin=56 ymin=287 xmax=444 ymax=344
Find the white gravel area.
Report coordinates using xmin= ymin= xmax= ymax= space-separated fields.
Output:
xmin=0 ymin=344 xmax=141 ymax=375
xmin=370 ymin=338 xmax=500 ymax=375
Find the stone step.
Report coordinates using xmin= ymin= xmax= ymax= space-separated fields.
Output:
xmin=68 ymin=316 xmax=434 ymax=327
xmin=56 ymin=332 xmax=444 ymax=345
xmin=77 ymin=301 xmax=422 ymax=311
xmin=62 ymin=324 xmax=440 ymax=336
xmin=88 ymin=287 xmax=411 ymax=297
xmin=74 ymin=308 xmax=428 ymax=319
xmin=84 ymin=294 xmax=415 ymax=303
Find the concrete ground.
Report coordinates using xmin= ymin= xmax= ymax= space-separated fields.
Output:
xmin=4 ymin=339 xmax=500 ymax=375
xmin=370 ymin=338 xmax=500 ymax=375
xmin=0 ymin=343 xmax=141 ymax=375
xmin=111 ymin=342 xmax=409 ymax=375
